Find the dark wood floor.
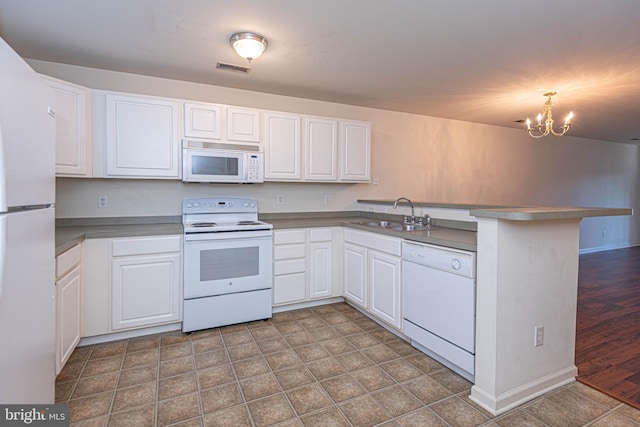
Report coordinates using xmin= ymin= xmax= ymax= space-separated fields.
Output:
xmin=576 ymin=245 xmax=640 ymax=409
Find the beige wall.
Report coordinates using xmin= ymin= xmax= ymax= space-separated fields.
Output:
xmin=31 ymin=60 xmax=639 ymax=251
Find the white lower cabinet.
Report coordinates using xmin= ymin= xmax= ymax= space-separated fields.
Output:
xmin=273 ymin=227 xmax=342 ymax=307
xmin=82 ymin=235 xmax=182 ymax=337
xmin=343 ymin=229 xmax=402 ymax=330
xmin=55 ymin=243 xmax=83 ymax=375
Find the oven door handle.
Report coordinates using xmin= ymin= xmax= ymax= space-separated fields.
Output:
xmin=184 ymin=230 xmax=273 ymax=241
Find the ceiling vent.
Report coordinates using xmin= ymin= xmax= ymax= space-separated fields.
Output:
xmin=216 ymin=62 xmax=250 ymax=74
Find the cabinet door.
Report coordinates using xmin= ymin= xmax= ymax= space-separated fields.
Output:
xmin=304 ymin=117 xmax=338 ymax=181
xmin=227 ymin=107 xmax=260 ymax=142
xmin=309 ymin=242 xmax=332 ymax=299
xmin=106 ymin=94 xmax=180 ymax=178
xmin=369 ymin=251 xmax=402 ymax=329
xmin=112 ymin=253 xmax=181 ymax=330
xmin=264 ymin=112 xmax=301 ymax=180
xmin=82 ymin=238 xmax=111 ymax=337
xmin=343 ymin=243 xmax=367 ymax=308
xmin=184 ymin=101 xmax=221 ymax=139
xmin=44 ymin=76 xmax=90 ymax=176
xmin=273 ymin=273 xmax=307 ymax=305
xmin=56 ymin=265 xmax=82 ymax=375
xmin=340 ymin=120 xmax=370 ymax=182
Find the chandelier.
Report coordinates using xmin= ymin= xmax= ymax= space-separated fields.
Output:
xmin=526 ymin=92 xmax=574 ymax=138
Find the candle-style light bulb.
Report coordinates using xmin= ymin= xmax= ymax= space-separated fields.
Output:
xmin=537 ymin=113 xmax=542 ymax=126
xmin=526 ymin=118 xmax=531 ymax=130
xmin=565 ymin=111 xmax=574 ymax=124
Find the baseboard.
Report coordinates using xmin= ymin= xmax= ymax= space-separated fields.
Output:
xmin=469 ymin=365 xmax=577 ymax=416
xmin=272 ymin=297 xmax=345 ymax=313
xmin=79 ymin=322 xmax=182 ymax=346
xmin=579 ymin=242 xmax=640 ymax=255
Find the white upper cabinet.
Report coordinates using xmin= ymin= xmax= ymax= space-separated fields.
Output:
xmin=304 ymin=116 xmax=338 ymax=181
xmin=264 ymin=112 xmax=301 ymax=180
xmin=227 ymin=107 xmax=260 ymax=143
xmin=340 ymin=120 xmax=371 ymax=182
xmin=42 ymin=76 xmax=91 ymax=177
xmin=105 ymin=93 xmax=180 ymax=178
xmin=184 ymin=101 xmax=222 ymax=140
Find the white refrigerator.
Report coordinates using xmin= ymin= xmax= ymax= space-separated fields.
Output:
xmin=0 ymin=37 xmax=56 ymax=403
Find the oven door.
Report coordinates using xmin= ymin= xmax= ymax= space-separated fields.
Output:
xmin=183 ymin=231 xmax=272 ymax=299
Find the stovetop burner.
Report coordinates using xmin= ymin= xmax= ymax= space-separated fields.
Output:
xmin=192 ymin=222 xmax=217 ymax=228
xmin=237 ymin=221 xmax=261 ymax=225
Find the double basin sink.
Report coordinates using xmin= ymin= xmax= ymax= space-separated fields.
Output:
xmin=356 ymin=220 xmax=438 ymax=232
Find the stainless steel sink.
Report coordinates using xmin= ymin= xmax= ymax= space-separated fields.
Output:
xmin=361 ymin=220 xmax=397 ymax=227
xmin=390 ymin=223 xmax=430 ymax=231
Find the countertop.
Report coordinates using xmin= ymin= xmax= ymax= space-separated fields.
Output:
xmin=359 ymin=199 xmax=632 ymax=221
xmin=55 ymin=212 xmax=478 ymax=254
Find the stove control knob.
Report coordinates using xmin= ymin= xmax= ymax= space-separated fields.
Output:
xmin=451 ymin=258 xmax=462 ymax=271
xmin=185 ymin=203 xmax=192 ymax=208
xmin=244 ymin=202 xmax=249 ymax=207
xmin=193 ymin=202 xmax=200 ymax=208
xmin=228 ymin=202 xmax=234 ymax=208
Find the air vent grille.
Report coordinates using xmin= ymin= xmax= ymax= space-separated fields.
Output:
xmin=216 ymin=62 xmax=250 ymax=73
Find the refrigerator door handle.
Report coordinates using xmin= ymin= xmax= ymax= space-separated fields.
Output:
xmin=0 ymin=215 xmax=5 ymax=301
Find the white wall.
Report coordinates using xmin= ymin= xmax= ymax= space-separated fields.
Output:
xmin=31 ymin=60 xmax=639 ymax=251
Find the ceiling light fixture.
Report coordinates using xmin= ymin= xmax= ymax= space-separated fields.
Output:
xmin=230 ymin=32 xmax=268 ymax=62
xmin=525 ymin=92 xmax=574 ymax=138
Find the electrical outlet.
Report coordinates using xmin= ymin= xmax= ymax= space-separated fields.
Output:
xmin=276 ymin=195 xmax=285 ymax=205
xmin=324 ymin=195 xmax=331 ymax=205
xmin=534 ymin=325 xmax=544 ymax=347
xmin=98 ymin=195 xmax=108 ymax=209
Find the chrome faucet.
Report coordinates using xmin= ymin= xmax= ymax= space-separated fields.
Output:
xmin=393 ymin=197 xmax=415 ymax=223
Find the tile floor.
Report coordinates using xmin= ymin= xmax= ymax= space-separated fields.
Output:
xmin=56 ymin=303 xmax=640 ymax=427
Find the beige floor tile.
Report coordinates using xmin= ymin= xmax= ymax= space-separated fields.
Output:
xmin=247 ymin=393 xmax=296 ymax=427
xmin=333 ymin=321 xmax=363 ymax=336
xmin=118 ymin=364 xmax=157 ymax=388
xmin=227 ymin=342 xmax=261 ymax=361
xmin=430 ymin=369 xmax=472 ymax=393
xmin=91 ymin=341 xmax=127 ymax=359
xmin=345 ymin=332 xmax=380 ymax=349
xmin=159 ymin=354 xmax=195 ymax=378
xmin=72 ymin=371 xmax=119 ymax=398
xmin=158 ymin=372 xmax=197 ymax=400
xmin=239 ymin=372 xmax=282 ymax=401
xmin=335 ymin=350 xmax=374 ymax=371
xmin=160 ymin=330 xmax=191 ymax=346
xmin=308 ymin=326 xmax=340 ymax=342
xmin=321 ymin=374 xmax=366 ymax=403
xmin=203 ymin=404 xmax=252 ymax=427
xmin=286 ymin=383 xmax=333 ymax=415
xmin=274 ymin=366 xmax=316 ymax=390
xmin=122 ymin=348 xmax=159 ymax=370
xmin=371 ymin=384 xmax=423 ymax=417
xmin=191 ymin=335 xmax=224 ymax=354
xmin=298 ymin=316 xmax=328 ymax=330
xmin=157 ymin=391 xmax=201 ymax=426
xmin=256 ymin=336 xmax=290 ymax=354
xmin=339 ymin=394 xmax=392 ymax=426
xmin=107 ymin=402 xmax=155 ymax=427
xmin=194 ymin=348 xmax=228 ymax=370
xmin=284 ymin=331 xmax=316 ymax=347
xmin=197 ymin=363 xmax=235 ymax=389
xmin=430 ymin=396 xmax=490 ymax=427
xmin=55 ymin=379 xmax=76 ymax=402
xmin=306 ymin=357 xmax=346 ymax=380
xmin=68 ymin=345 xmax=93 ymax=364
xmin=233 ymin=356 xmax=270 ymax=379
xmin=405 ymin=353 xmax=444 ymax=374
xmin=495 ymin=409 xmax=548 ymax=426
xmin=361 ymin=344 xmax=400 ymax=364
xmin=264 ymin=349 xmax=302 ymax=371
xmin=200 ymin=382 xmax=244 ymax=414
xmin=160 ymin=342 xmax=192 ymax=361
xmin=294 ymin=343 xmax=332 ymax=363
xmin=591 ymin=411 xmax=640 ymax=427
xmin=126 ymin=334 xmax=160 ymax=353
xmin=321 ymin=337 xmax=356 ymax=355
xmin=82 ymin=355 xmax=124 ymax=377
xmin=526 ymin=388 xmax=609 ymax=427
xmin=68 ymin=390 xmax=114 ymax=422
xmin=299 ymin=405 xmax=350 ymax=426
xmin=380 ymin=358 xmax=423 ymax=382
xmin=404 ymin=375 xmax=454 ymax=405
xmin=396 ymin=407 xmax=448 ymax=426
xmin=111 ymin=381 xmax=157 ymax=413
xmin=351 ymin=365 xmax=396 ymax=392
xmin=71 ymin=415 xmax=108 ymax=427
xmin=249 ymin=325 xmax=281 ymax=341
xmin=221 ymin=330 xmax=254 ymax=347
xmin=275 ymin=321 xmax=306 ymax=335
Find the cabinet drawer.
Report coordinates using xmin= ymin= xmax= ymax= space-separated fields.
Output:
xmin=56 ymin=243 xmax=82 ymax=278
xmin=343 ymin=229 xmax=401 ymax=256
xmin=274 ymin=258 xmax=306 ymax=276
xmin=274 ymin=244 xmax=306 ymax=260
xmin=112 ymin=235 xmax=181 ymax=257
xmin=274 ymin=229 xmax=306 ymax=245
xmin=309 ymin=228 xmax=332 ymax=242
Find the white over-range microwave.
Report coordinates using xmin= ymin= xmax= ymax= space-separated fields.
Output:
xmin=182 ymin=140 xmax=264 ymax=183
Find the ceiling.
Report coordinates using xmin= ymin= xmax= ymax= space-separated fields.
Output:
xmin=1 ymin=0 xmax=639 ymax=144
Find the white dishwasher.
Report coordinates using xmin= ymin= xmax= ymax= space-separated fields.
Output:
xmin=402 ymin=241 xmax=476 ymax=382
